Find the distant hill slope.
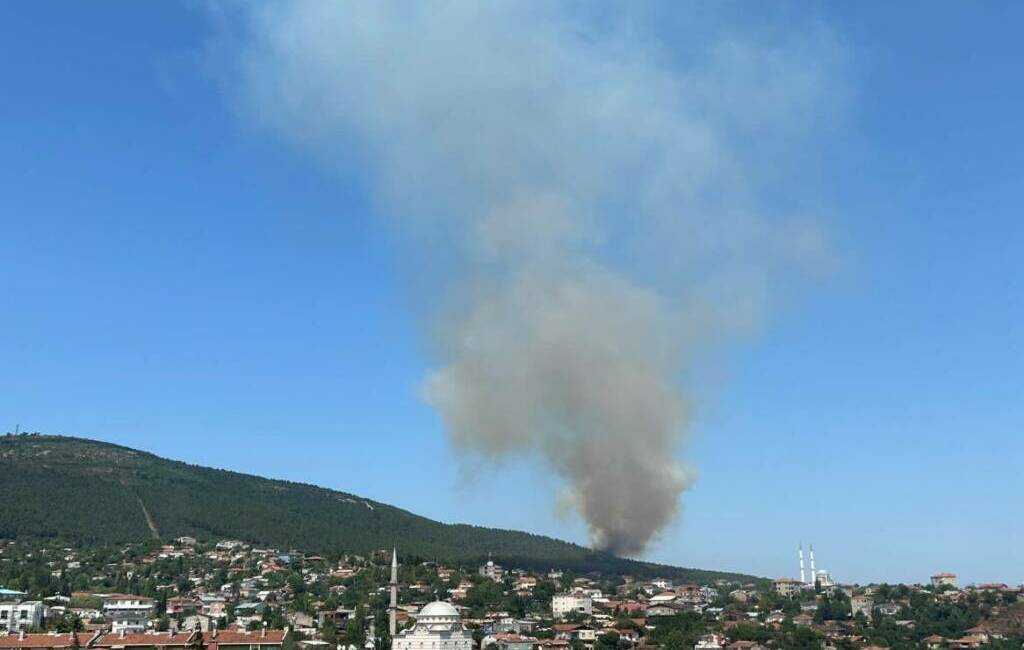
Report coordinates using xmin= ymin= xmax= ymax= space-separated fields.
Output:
xmin=0 ymin=434 xmax=755 ymax=583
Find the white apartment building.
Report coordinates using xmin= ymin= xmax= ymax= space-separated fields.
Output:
xmin=0 ymin=601 xmax=45 ymax=632
xmin=479 ymin=557 xmax=504 ymax=582
xmin=101 ymin=594 xmax=154 ymax=632
xmin=694 ymin=634 xmax=726 ymax=650
xmin=551 ymin=592 xmax=592 ymax=619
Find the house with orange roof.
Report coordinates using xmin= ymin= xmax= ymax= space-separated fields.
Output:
xmin=963 ymin=626 xmax=1000 ymax=642
xmin=204 ymin=628 xmax=286 ymax=650
xmin=91 ymin=631 xmax=198 ymax=650
xmin=0 ymin=631 xmax=98 ymax=650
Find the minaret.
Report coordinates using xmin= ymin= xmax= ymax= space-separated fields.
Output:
xmin=809 ymin=545 xmax=817 ymax=586
xmin=389 ymin=548 xmax=398 ymax=637
xmin=798 ymin=545 xmax=806 ymax=585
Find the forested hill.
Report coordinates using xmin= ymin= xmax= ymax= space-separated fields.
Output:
xmin=0 ymin=434 xmax=756 ymax=583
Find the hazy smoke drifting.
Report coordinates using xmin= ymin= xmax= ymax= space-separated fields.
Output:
xmin=224 ymin=2 xmax=844 ymax=555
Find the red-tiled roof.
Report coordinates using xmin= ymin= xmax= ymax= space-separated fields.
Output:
xmin=206 ymin=631 xmax=286 ymax=647
xmin=92 ymin=632 xmax=197 ymax=648
xmin=0 ymin=633 xmax=98 ymax=649
xmin=490 ymin=635 xmax=534 ymax=643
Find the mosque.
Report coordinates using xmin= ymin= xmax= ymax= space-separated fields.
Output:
xmin=389 ymin=550 xmax=473 ymax=650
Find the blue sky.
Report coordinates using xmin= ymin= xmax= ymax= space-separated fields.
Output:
xmin=2 ymin=2 xmax=1022 ymax=585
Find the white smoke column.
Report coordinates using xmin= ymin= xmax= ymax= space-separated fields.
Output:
xmin=222 ymin=1 xmax=845 ymax=555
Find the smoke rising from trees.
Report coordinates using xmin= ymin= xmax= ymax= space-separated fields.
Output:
xmin=223 ymin=1 xmax=846 ymax=555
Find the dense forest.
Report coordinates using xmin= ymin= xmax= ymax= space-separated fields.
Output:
xmin=0 ymin=434 xmax=755 ymax=582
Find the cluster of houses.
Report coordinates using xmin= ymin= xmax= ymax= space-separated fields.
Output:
xmin=3 ymin=538 xmax=1023 ymax=650
xmin=0 ymin=538 xmax=328 ymax=645
xmin=548 ymin=580 xmax=719 ymax=621
xmin=0 ymin=629 xmax=286 ymax=650
xmin=0 ymin=592 xmax=157 ymax=635
xmin=765 ymin=573 xmax=1024 ymax=650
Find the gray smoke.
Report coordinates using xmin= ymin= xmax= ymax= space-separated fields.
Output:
xmin=223 ymin=1 xmax=845 ymax=555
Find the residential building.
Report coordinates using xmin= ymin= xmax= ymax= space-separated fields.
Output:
xmin=182 ymin=614 xmax=215 ymax=632
xmin=0 ymin=632 xmax=98 ymax=650
xmin=851 ymin=595 xmax=873 ymax=619
xmin=215 ymin=541 xmax=245 ymax=552
xmin=964 ymin=625 xmax=1000 ymax=642
xmin=492 ymin=618 xmax=534 ymax=635
xmin=100 ymin=595 xmax=155 ymax=633
xmin=553 ymin=626 xmax=596 ymax=646
xmin=694 ymin=634 xmax=726 ymax=650
xmin=317 ymin=608 xmax=355 ymax=627
xmin=613 ymin=629 xmax=639 ymax=644
xmin=644 ymin=606 xmax=676 ymax=617
xmin=948 ymin=637 xmax=986 ymax=650
xmin=875 ymin=603 xmax=901 ymax=617
xmin=772 ymin=578 xmax=802 ymax=598
xmin=931 ymin=573 xmax=958 ymax=589
xmin=480 ymin=634 xmax=534 ymax=650
xmin=91 ymin=631 xmax=199 ymax=650
xmin=479 ymin=558 xmax=504 ymax=582
xmin=204 ymin=629 xmax=286 ymax=650
xmin=0 ymin=602 xmax=45 ymax=632
xmin=728 ymin=590 xmax=752 ymax=603
xmin=552 ymin=593 xmax=592 ymax=619
xmin=649 ymin=592 xmax=677 ymax=605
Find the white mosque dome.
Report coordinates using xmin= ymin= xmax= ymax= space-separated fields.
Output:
xmin=418 ymin=601 xmax=460 ymax=619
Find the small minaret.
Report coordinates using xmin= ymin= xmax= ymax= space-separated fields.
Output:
xmin=798 ymin=545 xmax=806 ymax=585
xmin=389 ymin=548 xmax=398 ymax=637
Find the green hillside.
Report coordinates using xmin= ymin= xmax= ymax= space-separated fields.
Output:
xmin=0 ymin=434 xmax=755 ymax=583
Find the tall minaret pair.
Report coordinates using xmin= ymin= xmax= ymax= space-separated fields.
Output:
xmin=389 ymin=548 xmax=398 ymax=637
xmin=797 ymin=544 xmax=817 ymax=586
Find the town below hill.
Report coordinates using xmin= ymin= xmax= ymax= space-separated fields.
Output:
xmin=0 ymin=537 xmax=1022 ymax=650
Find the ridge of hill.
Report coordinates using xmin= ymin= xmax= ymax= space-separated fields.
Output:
xmin=0 ymin=434 xmax=756 ymax=583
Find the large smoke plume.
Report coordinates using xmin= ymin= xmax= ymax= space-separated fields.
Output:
xmin=224 ymin=2 xmax=844 ymax=555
